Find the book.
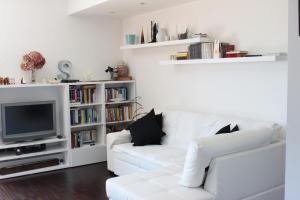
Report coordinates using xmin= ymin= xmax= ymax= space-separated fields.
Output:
xmin=213 ymin=40 xmax=220 ymax=58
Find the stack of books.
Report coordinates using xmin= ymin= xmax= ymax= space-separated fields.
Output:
xmin=176 ymin=52 xmax=189 ymax=60
xmin=71 ymin=129 xmax=97 ymax=148
xmin=70 ymin=85 xmax=96 ymax=104
xmin=220 ymin=43 xmax=235 ymax=58
xmin=70 ymin=108 xmax=98 ymax=126
xmin=106 ymin=106 xmax=133 ymax=122
xmin=105 ymin=87 xmax=128 ymax=102
xmin=226 ymin=51 xmax=248 ymax=58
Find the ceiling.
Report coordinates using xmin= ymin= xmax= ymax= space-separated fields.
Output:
xmin=70 ymin=0 xmax=199 ymax=18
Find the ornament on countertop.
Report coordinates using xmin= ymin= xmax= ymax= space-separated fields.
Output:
xmin=141 ymin=27 xmax=145 ymax=44
xmin=57 ymin=60 xmax=72 ymax=80
xmin=20 ymin=51 xmax=46 ymax=83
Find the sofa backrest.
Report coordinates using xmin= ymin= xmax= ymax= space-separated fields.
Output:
xmin=204 ymin=141 xmax=285 ymax=200
xmin=162 ymin=110 xmax=284 ymax=150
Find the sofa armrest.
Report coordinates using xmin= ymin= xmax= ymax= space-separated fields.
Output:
xmin=106 ymin=130 xmax=131 ymax=172
xmin=204 ymin=141 xmax=285 ymax=200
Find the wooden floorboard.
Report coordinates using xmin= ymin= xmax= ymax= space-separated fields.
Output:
xmin=0 ymin=162 xmax=113 ymax=200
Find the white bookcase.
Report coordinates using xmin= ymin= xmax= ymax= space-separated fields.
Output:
xmin=0 ymin=80 xmax=136 ymax=179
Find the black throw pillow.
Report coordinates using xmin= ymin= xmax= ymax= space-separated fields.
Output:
xmin=154 ymin=113 xmax=166 ymax=137
xmin=127 ymin=109 xmax=165 ymax=146
xmin=231 ymin=125 xmax=240 ymax=132
xmin=216 ymin=124 xmax=231 ymax=135
xmin=126 ymin=110 xmax=166 ymax=136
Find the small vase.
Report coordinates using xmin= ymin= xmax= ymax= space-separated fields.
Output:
xmin=31 ymin=69 xmax=36 ymax=83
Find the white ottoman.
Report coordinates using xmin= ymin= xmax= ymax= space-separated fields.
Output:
xmin=106 ymin=169 xmax=215 ymax=200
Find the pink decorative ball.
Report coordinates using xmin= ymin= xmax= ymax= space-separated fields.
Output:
xmin=21 ymin=51 xmax=46 ymax=71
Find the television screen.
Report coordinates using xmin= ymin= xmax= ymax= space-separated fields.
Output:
xmin=1 ymin=101 xmax=56 ymax=143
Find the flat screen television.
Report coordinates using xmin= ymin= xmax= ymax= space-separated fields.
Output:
xmin=1 ymin=101 xmax=57 ymax=143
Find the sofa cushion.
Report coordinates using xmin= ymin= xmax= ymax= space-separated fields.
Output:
xmin=162 ymin=111 xmax=221 ymax=149
xmin=128 ymin=109 xmax=165 ymax=146
xmin=179 ymin=128 xmax=274 ymax=188
xmin=113 ymin=143 xmax=186 ymax=169
xmin=106 ymin=169 xmax=215 ymax=200
xmin=162 ymin=110 xmax=284 ymax=150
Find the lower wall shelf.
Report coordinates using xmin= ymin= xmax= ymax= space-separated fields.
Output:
xmin=160 ymin=55 xmax=280 ymax=65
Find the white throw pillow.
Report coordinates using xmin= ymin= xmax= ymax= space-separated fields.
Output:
xmin=179 ymin=128 xmax=274 ymax=188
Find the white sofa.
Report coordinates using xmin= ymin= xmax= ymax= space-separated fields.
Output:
xmin=106 ymin=110 xmax=285 ymax=200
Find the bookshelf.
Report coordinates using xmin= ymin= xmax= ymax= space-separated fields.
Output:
xmin=104 ymin=81 xmax=137 ymax=134
xmin=68 ymin=81 xmax=136 ymax=167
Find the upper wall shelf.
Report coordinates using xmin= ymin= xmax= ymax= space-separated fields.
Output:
xmin=69 ymin=0 xmax=197 ymax=18
xmin=160 ymin=55 xmax=281 ymax=65
xmin=120 ymin=38 xmax=207 ymax=50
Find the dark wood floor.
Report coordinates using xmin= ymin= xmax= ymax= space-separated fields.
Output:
xmin=0 ymin=162 xmax=113 ymax=200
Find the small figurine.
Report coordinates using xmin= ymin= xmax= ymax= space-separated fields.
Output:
xmin=178 ymin=28 xmax=189 ymax=40
xmin=21 ymin=77 xmax=26 ymax=84
xmin=141 ymin=27 xmax=145 ymax=44
xmin=151 ymin=21 xmax=158 ymax=43
xmin=3 ymin=77 xmax=9 ymax=85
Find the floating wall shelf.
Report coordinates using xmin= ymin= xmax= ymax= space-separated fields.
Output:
xmin=120 ymin=38 xmax=210 ymax=50
xmin=160 ymin=55 xmax=281 ymax=65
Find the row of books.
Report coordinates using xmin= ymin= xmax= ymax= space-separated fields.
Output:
xmin=70 ymin=108 xmax=98 ymax=126
xmin=70 ymin=85 xmax=96 ymax=104
xmin=105 ymin=87 xmax=128 ymax=102
xmin=106 ymin=106 xmax=133 ymax=122
xmin=189 ymin=41 xmax=247 ymax=59
xmin=71 ymin=129 xmax=97 ymax=148
xmin=188 ymin=42 xmax=215 ymax=59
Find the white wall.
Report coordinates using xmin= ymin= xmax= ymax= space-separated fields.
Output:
xmin=286 ymin=0 xmax=300 ymax=199
xmin=122 ymin=0 xmax=288 ymax=124
xmin=0 ymin=0 xmax=122 ymax=83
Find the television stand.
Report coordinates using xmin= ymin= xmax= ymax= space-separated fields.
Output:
xmin=0 ymin=80 xmax=136 ymax=179
xmin=0 ymin=136 xmax=68 ymax=179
